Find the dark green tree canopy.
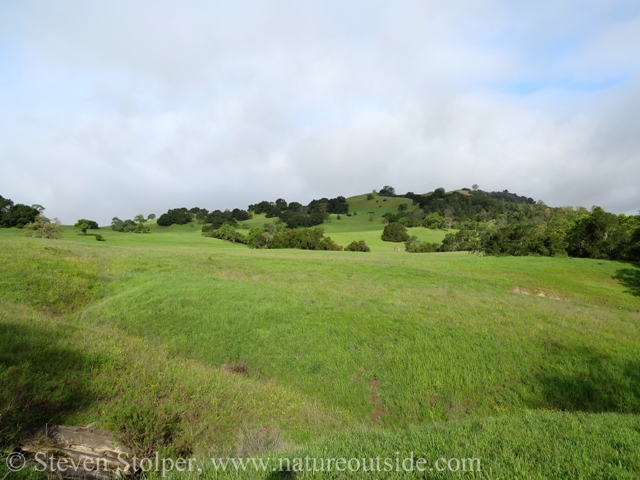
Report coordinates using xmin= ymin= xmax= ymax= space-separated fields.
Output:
xmin=381 ymin=222 xmax=409 ymax=242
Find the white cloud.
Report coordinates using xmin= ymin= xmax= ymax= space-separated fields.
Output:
xmin=0 ymin=0 xmax=639 ymax=224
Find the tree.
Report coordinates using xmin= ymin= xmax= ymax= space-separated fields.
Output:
xmin=424 ymin=212 xmax=444 ymax=229
xmin=381 ymin=222 xmax=409 ymax=242
xmin=566 ymin=207 xmax=627 ymax=259
xmin=148 ymin=214 xmax=156 ymax=220
xmin=23 ymin=215 xmax=63 ymax=239
xmin=379 ymin=186 xmax=396 ymax=196
xmin=0 ymin=195 xmax=14 ymax=214
xmin=157 ymin=208 xmax=191 ymax=226
xmin=472 ymin=184 xmax=479 ymax=191
xmin=74 ymin=219 xmax=91 ymax=235
xmin=134 ymin=214 xmax=146 ymax=224
xmin=398 ymin=203 xmax=408 ymax=212
xmin=0 ymin=203 xmax=40 ymax=228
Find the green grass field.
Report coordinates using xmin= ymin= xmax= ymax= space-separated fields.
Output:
xmin=1 ymin=195 xmax=640 ymax=478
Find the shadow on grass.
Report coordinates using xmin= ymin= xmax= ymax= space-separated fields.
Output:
xmin=532 ymin=342 xmax=640 ymax=413
xmin=613 ymin=266 xmax=640 ymax=297
xmin=0 ymin=322 xmax=98 ymax=447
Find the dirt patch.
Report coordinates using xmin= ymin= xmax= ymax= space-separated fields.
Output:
xmin=366 ymin=377 xmax=390 ymax=423
xmin=513 ymin=286 xmax=561 ymax=300
xmin=225 ymin=361 xmax=249 ymax=375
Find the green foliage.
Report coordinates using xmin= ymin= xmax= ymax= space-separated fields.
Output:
xmin=106 ymin=403 xmax=180 ymax=457
xmin=381 ymin=222 xmax=409 ymax=242
xmin=249 ymin=196 xmax=347 ymax=228
xmin=203 ymin=223 xmax=247 ymax=244
xmin=111 ymin=217 xmax=150 ymax=233
xmin=566 ymin=207 xmax=630 ymax=260
xmin=74 ymin=218 xmax=98 ymax=235
xmin=134 ymin=214 xmax=146 ymax=224
xmin=315 ymin=236 xmax=343 ymax=251
xmin=404 ymin=236 xmax=440 ymax=253
xmin=379 ymin=185 xmax=396 ymax=196
xmin=344 ymin=240 xmax=370 ymax=252
xmin=477 ymin=223 xmax=567 ymax=257
xmin=0 ymin=202 xmax=40 ymax=228
xmin=270 ymin=228 xmax=326 ymax=250
xmin=439 ymin=230 xmax=479 ymax=252
xmin=157 ymin=208 xmax=192 ymax=226
xmin=94 ymin=234 xmax=105 ymax=241
xmin=366 ymin=194 xmax=374 ymax=200
xmin=423 ymin=212 xmax=444 ymax=229
xmin=23 ymin=215 xmax=63 ymax=239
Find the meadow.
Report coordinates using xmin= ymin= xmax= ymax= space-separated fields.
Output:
xmin=1 ymin=194 xmax=639 ymax=478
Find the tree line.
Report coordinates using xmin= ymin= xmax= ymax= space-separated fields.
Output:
xmin=202 ymin=222 xmax=370 ymax=252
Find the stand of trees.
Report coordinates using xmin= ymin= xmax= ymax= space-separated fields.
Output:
xmin=202 ymin=221 xmax=369 ymax=252
xmin=111 ymin=217 xmax=150 ymax=233
xmin=0 ymin=195 xmax=42 ymax=228
xmin=248 ymin=196 xmax=348 ymax=228
xmin=388 ymin=187 xmax=540 ymax=228
xmin=405 ymin=205 xmax=640 ymax=262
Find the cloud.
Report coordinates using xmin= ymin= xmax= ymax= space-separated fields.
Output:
xmin=0 ymin=0 xmax=639 ymax=224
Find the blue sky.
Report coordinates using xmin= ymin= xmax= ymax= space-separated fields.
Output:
xmin=1 ymin=0 xmax=639 ymax=223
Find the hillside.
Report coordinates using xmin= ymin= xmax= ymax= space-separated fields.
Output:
xmin=2 ymin=196 xmax=640 ymax=478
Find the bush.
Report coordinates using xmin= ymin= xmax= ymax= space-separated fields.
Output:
xmin=203 ymin=224 xmax=247 ymax=244
xmin=95 ymin=234 xmax=105 ymax=241
xmin=315 ymin=237 xmax=343 ymax=251
xmin=270 ymin=228 xmax=325 ymax=250
xmin=381 ymin=222 xmax=409 ymax=242
xmin=23 ymin=215 xmax=63 ymax=239
xmin=344 ymin=240 xmax=370 ymax=252
xmin=405 ymin=236 xmax=440 ymax=253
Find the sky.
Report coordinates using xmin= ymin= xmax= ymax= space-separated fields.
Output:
xmin=1 ymin=0 xmax=639 ymax=225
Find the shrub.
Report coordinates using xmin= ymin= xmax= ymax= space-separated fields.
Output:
xmin=381 ymin=222 xmax=409 ymax=242
xmin=405 ymin=236 xmax=440 ymax=253
xmin=23 ymin=215 xmax=63 ymax=239
xmin=270 ymin=228 xmax=325 ymax=250
xmin=107 ymin=403 xmax=180 ymax=457
xmin=95 ymin=234 xmax=105 ymax=241
xmin=203 ymin=224 xmax=247 ymax=244
xmin=315 ymin=237 xmax=343 ymax=251
xmin=345 ymin=240 xmax=370 ymax=252
xmin=366 ymin=194 xmax=374 ymax=200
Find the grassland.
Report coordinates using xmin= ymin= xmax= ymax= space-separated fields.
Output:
xmin=1 ymin=194 xmax=640 ymax=478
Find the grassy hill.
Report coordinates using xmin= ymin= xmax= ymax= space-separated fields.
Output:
xmin=1 ymin=193 xmax=640 ymax=478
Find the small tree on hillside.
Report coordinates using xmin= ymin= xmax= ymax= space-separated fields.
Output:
xmin=74 ymin=219 xmax=93 ymax=235
xmin=381 ymin=222 xmax=409 ymax=242
xmin=134 ymin=214 xmax=145 ymax=224
xmin=77 ymin=219 xmax=90 ymax=235
xmin=148 ymin=213 xmax=156 ymax=220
